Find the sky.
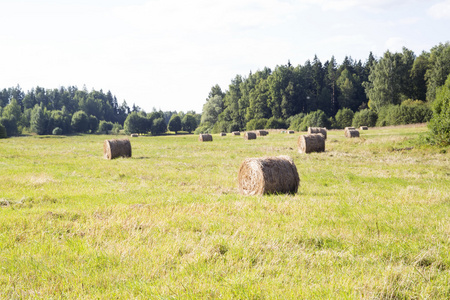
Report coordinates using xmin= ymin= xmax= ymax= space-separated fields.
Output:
xmin=1 ymin=0 xmax=449 ymax=113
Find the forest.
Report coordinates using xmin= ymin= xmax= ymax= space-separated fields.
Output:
xmin=0 ymin=42 xmax=449 ymax=145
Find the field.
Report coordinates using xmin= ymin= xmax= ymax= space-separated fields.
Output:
xmin=0 ymin=125 xmax=449 ymax=299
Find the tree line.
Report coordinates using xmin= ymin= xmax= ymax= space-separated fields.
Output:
xmin=0 ymin=85 xmax=201 ymax=137
xmin=197 ymin=43 xmax=450 ymax=139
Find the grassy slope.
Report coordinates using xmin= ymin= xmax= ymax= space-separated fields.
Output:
xmin=0 ymin=126 xmax=449 ymax=299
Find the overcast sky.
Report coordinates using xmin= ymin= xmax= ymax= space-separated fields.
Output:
xmin=1 ymin=0 xmax=449 ymax=113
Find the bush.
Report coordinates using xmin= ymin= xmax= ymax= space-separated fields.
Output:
xmin=335 ymin=108 xmax=354 ymax=129
xmin=246 ymin=118 xmax=267 ymax=131
xmin=0 ymin=123 xmax=6 ymax=138
xmin=299 ymin=110 xmax=329 ymax=131
xmin=376 ymin=101 xmax=432 ymax=127
xmin=168 ymin=115 xmax=182 ymax=133
xmin=352 ymin=109 xmax=378 ymax=127
xmin=151 ymin=117 xmax=167 ymax=135
xmin=266 ymin=117 xmax=287 ymax=129
xmin=0 ymin=116 xmax=20 ymax=136
xmin=98 ymin=120 xmax=114 ymax=133
xmin=71 ymin=111 xmax=90 ymax=133
xmin=182 ymin=114 xmax=198 ymax=133
xmin=52 ymin=127 xmax=63 ymax=135
xmin=111 ymin=123 xmax=122 ymax=134
xmin=287 ymin=113 xmax=305 ymax=131
xmin=228 ymin=122 xmax=240 ymax=133
xmin=428 ymin=74 xmax=450 ymax=146
xmin=194 ymin=124 xmax=211 ymax=134
xmin=212 ymin=121 xmax=229 ymax=133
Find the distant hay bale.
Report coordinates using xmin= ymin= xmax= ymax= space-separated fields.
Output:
xmin=298 ymin=134 xmax=325 ymax=153
xmin=344 ymin=127 xmax=356 ymax=137
xmin=256 ymin=130 xmax=269 ymax=136
xmin=308 ymin=127 xmax=327 ymax=139
xmin=199 ymin=134 xmax=213 ymax=142
xmin=244 ymin=132 xmax=257 ymax=140
xmin=360 ymin=126 xmax=368 ymax=130
xmin=220 ymin=132 xmax=227 ymax=136
xmin=238 ymin=156 xmax=300 ymax=195
xmin=104 ymin=139 xmax=132 ymax=160
xmin=232 ymin=131 xmax=241 ymax=136
xmin=347 ymin=129 xmax=360 ymax=138
xmin=130 ymin=133 xmax=138 ymax=137
xmin=287 ymin=130 xmax=295 ymax=134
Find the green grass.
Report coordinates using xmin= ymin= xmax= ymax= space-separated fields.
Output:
xmin=1 ymin=125 xmax=449 ymax=299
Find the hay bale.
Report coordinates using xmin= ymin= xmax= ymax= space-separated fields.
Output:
xmin=346 ymin=129 xmax=360 ymax=138
xmin=199 ymin=134 xmax=213 ymax=142
xmin=244 ymin=132 xmax=257 ymax=140
xmin=287 ymin=130 xmax=295 ymax=134
xmin=256 ymin=130 xmax=269 ymax=136
xmin=104 ymin=139 xmax=132 ymax=160
xmin=308 ymin=127 xmax=327 ymax=139
xmin=220 ymin=132 xmax=227 ymax=136
xmin=360 ymin=126 xmax=368 ymax=130
xmin=238 ymin=156 xmax=300 ymax=195
xmin=344 ymin=127 xmax=356 ymax=137
xmin=130 ymin=133 xmax=138 ymax=137
xmin=298 ymin=134 xmax=325 ymax=153
xmin=232 ymin=131 xmax=241 ymax=136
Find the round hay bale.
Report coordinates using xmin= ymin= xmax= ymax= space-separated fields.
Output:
xmin=256 ymin=130 xmax=269 ymax=136
xmin=220 ymin=132 xmax=227 ymax=136
xmin=244 ymin=132 xmax=257 ymax=140
xmin=232 ymin=131 xmax=241 ymax=136
xmin=308 ymin=127 xmax=327 ymax=139
xmin=199 ymin=134 xmax=213 ymax=142
xmin=347 ymin=129 xmax=360 ymax=138
xmin=130 ymin=133 xmax=138 ymax=137
xmin=360 ymin=126 xmax=368 ymax=130
xmin=103 ymin=139 xmax=132 ymax=160
xmin=238 ymin=156 xmax=300 ymax=195
xmin=344 ymin=127 xmax=356 ymax=137
xmin=298 ymin=134 xmax=325 ymax=153
xmin=287 ymin=130 xmax=295 ymax=134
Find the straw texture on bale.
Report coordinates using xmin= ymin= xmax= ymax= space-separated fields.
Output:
xmin=104 ymin=139 xmax=132 ymax=160
xmin=298 ymin=134 xmax=325 ymax=153
xmin=199 ymin=134 xmax=213 ymax=142
xmin=308 ymin=127 xmax=327 ymax=139
xmin=347 ymin=129 xmax=360 ymax=138
xmin=130 ymin=133 xmax=138 ymax=137
xmin=256 ymin=130 xmax=269 ymax=136
xmin=244 ymin=132 xmax=257 ymax=140
xmin=288 ymin=130 xmax=295 ymax=134
xmin=232 ymin=131 xmax=241 ymax=136
xmin=238 ymin=156 xmax=300 ymax=195
xmin=360 ymin=126 xmax=368 ymax=130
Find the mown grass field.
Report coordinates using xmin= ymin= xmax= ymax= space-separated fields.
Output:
xmin=0 ymin=125 xmax=449 ymax=299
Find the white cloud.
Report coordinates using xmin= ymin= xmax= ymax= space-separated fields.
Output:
xmin=428 ymin=0 xmax=450 ymax=19
xmin=310 ymin=0 xmax=418 ymax=12
xmin=385 ymin=37 xmax=407 ymax=53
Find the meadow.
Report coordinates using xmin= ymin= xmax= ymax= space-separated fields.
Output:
xmin=0 ymin=125 xmax=449 ymax=299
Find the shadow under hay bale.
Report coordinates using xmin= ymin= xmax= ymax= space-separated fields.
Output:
xmin=360 ymin=126 xmax=368 ymax=130
xmin=256 ymin=130 xmax=269 ymax=136
xmin=232 ymin=131 xmax=241 ymax=136
xmin=244 ymin=132 xmax=257 ymax=140
xmin=238 ymin=156 xmax=300 ymax=195
xmin=220 ymin=132 xmax=227 ymax=136
xmin=346 ymin=129 xmax=360 ymax=138
xmin=308 ymin=127 xmax=327 ymax=139
xmin=104 ymin=139 xmax=132 ymax=159
xmin=298 ymin=134 xmax=325 ymax=153
xmin=199 ymin=134 xmax=213 ymax=142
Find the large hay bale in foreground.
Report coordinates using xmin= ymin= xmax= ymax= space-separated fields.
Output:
xmin=298 ymin=134 xmax=325 ymax=153
xmin=104 ymin=139 xmax=132 ymax=160
xmin=360 ymin=126 xmax=368 ymax=130
xmin=256 ymin=130 xmax=269 ymax=136
xmin=199 ymin=134 xmax=213 ymax=142
xmin=346 ymin=129 xmax=360 ymax=138
xmin=232 ymin=131 xmax=241 ymax=136
xmin=308 ymin=127 xmax=327 ymax=139
xmin=238 ymin=156 xmax=300 ymax=195
xmin=244 ymin=132 xmax=257 ymax=140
